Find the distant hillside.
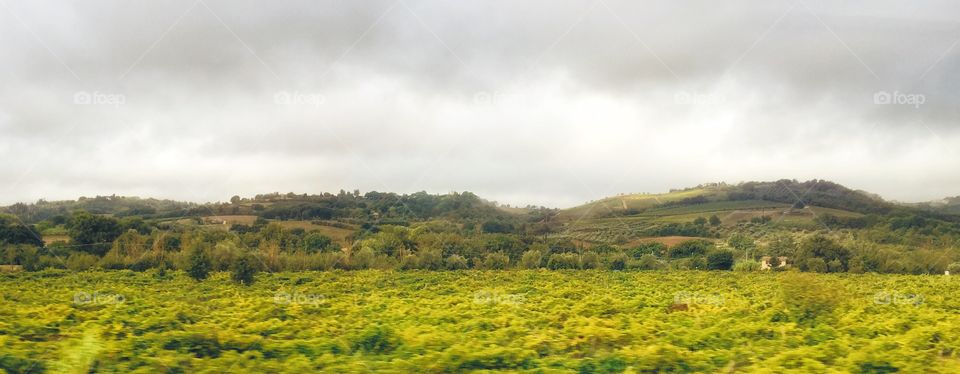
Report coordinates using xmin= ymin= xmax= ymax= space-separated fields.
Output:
xmin=0 ymin=191 xmax=522 ymax=226
xmin=909 ymin=196 xmax=960 ymax=215
xmin=0 ymin=196 xmax=198 ymax=223
xmin=563 ymin=179 xmax=898 ymax=219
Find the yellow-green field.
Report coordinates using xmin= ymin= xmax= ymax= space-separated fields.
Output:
xmin=2 ymin=270 xmax=959 ymax=373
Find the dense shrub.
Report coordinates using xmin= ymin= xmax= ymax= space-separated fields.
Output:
xmin=186 ymin=246 xmax=212 ymax=281
xmin=520 ymin=250 xmax=543 ymax=269
xmin=445 ymin=255 xmax=469 ymax=270
xmin=606 ymin=252 xmax=628 ymax=270
xmin=480 ymin=252 xmax=510 ymax=270
xmin=231 ymin=253 xmax=259 ymax=285
xmin=580 ymin=251 xmax=600 ymax=269
xmin=66 ymin=252 xmax=99 ymax=271
xmin=416 ymin=248 xmax=443 ymax=270
xmin=629 ymin=242 xmax=666 ymax=259
xmin=796 ymin=235 xmax=849 ymax=272
xmin=633 ymin=254 xmax=661 ymax=271
xmin=805 ymin=258 xmax=828 ymax=273
xmin=706 ymin=251 xmax=734 ymax=270
xmin=668 ymin=240 xmax=712 ymax=258
xmin=547 ymin=253 xmax=580 ymax=270
xmin=732 ymin=260 xmax=760 ymax=272
xmin=947 ymin=262 xmax=960 ymax=274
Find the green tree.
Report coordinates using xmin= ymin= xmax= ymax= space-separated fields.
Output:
xmin=668 ymin=240 xmax=712 ymax=258
xmin=187 ymin=245 xmax=212 ymax=281
xmin=708 ymin=215 xmax=721 ymax=226
xmin=0 ymin=215 xmax=44 ymax=247
xmin=67 ymin=211 xmax=122 ymax=256
xmin=805 ymin=258 xmax=828 ymax=273
xmin=707 ymin=251 xmax=734 ymax=270
xmin=796 ymin=234 xmax=849 ymax=272
xmin=727 ymin=233 xmax=756 ymax=260
xmin=231 ymin=253 xmax=259 ymax=285
xmin=302 ymin=232 xmax=335 ymax=253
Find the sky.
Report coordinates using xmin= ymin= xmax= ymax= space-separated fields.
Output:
xmin=1 ymin=0 xmax=959 ymax=208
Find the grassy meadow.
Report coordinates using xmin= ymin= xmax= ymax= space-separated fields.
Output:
xmin=2 ymin=270 xmax=959 ymax=373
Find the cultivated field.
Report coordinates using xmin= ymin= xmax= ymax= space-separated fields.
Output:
xmin=2 ymin=270 xmax=958 ymax=372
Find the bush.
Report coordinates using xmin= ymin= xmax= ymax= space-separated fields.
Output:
xmin=606 ymin=252 xmax=628 ymax=270
xmin=946 ymin=262 xmax=960 ymax=274
xmin=520 ymin=250 xmax=543 ymax=269
xmin=417 ymin=248 xmax=443 ymax=270
xmin=674 ymin=256 xmax=707 ymax=270
xmin=633 ymin=254 xmax=661 ymax=271
xmin=65 ymin=253 xmax=98 ymax=271
xmin=827 ymin=259 xmax=844 ymax=273
xmin=547 ymin=253 xmax=580 ymax=270
xmin=318 ymin=252 xmax=347 ymax=270
xmin=796 ymin=234 xmax=849 ymax=271
xmin=805 ymin=258 xmax=828 ymax=273
xmin=847 ymin=258 xmax=866 ymax=274
xmin=629 ymin=242 xmax=666 ymax=259
xmin=706 ymin=251 xmax=734 ymax=270
xmin=668 ymin=240 xmax=712 ymax=258
xmin=733 ymin=260 xmax=760 ymax=272
xmin=186 ymin=246 xmax=212 ymax=281
xmin=231 ymin=254 xmax=258 ymax=285
xmin=481 ymin=252 xmax=510 ymax=270
xmin=580 ymin=251 xmax=600 ymax=269
xmin=445 ymin=255 xmax=469 ymax=270
xmin=398 ymin=255 xmax=419 ymax=270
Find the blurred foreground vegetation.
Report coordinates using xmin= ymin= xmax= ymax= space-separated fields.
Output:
xmin=2 ymin=270 xmax=959 ymax=372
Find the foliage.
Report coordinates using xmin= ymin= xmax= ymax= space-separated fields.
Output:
xmin=633 ymin=254 xmax=661 ymax=270
xmin=668 ymin=240 xmax=713 ymax=258
xmin=520 ymin=250 xmax=543 ymax=269
xmin=186 ymin=245 xmax=212 ymax=281
xmin=796 ymin=234 xmax=850 ymax=272
xmin=1 ymin=271 xmax=955 ymax=372
xmin=67 ymin=211 xmax=123 ymax=256
xmin=231 ymin=253 xmax=259 ymax=285
xmin=706 ymin=250 xmax=734 ymax=270
xmin=732 ymin=260 xmax=761 ymax=272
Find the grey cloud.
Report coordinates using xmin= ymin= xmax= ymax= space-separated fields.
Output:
xmin=1 ymin=0 xmax=959 ymax=207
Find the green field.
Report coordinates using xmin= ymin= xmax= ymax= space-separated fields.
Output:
xmin=2 ymin=270 xmax=959 ymax=373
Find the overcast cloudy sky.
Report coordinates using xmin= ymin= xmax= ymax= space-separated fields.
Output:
xmin=1 ymin=1 xmax=958 ymax=207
